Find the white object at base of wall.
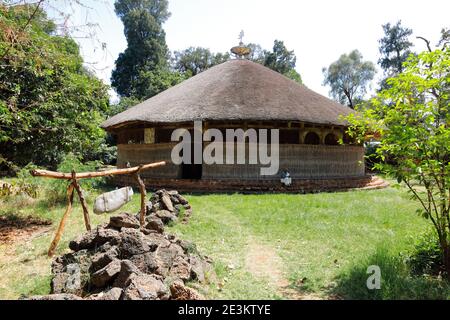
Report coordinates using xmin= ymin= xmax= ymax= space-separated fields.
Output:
xmin=281 ymin=177 xmax=292 ymax=187
xmin=93 ymin=187 xmax=134 ymax=214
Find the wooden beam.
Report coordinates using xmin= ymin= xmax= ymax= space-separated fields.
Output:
xmin=30 ymin=161 xmax=166 ymax=180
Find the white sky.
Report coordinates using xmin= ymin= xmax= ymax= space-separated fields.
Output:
xmin=47 ymin=0 xmax=449 ymax=100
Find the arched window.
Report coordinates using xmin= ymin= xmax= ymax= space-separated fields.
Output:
xmin=325 ymin=133 xmax=339 ymax=145
xmin=304 ymin=132 xmax=320 ymax=145
xmin=343 ymin=133 xmax=352 ymax=145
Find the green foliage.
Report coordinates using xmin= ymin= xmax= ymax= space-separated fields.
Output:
xmin=131 ymin=66 xmax=185 ymax=100
xmin=346 ymin=48 xmax=450 ymax=274
xmin=378 ymin=20 xmax=413 ymax=75
xmin=365 ymin=142 xmax=381 ymax=170
xmin=0 ymin=4 xmax=110 ymax=170
xmin=15 ymin=163 xmax=40 ymax=198
xmin=405 ymin=231 xmax=444 ymax=276
xmin=173 ymin=47 xmax=230 ymax=76
xmin=111 ymin=0 xmax=173 ymax=99
xmin=263 ymin=40 xmax=302 ymax=84
xmin=108 ymin=97 xmax=142 ymax=117
xmin=46 ymin=153 xmax=104 ymax=205
xmin=322 ymin=50 xmax=376 ymax=108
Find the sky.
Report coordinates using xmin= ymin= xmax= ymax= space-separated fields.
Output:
xmin=46 ymin=0 xmax=449 ymax=101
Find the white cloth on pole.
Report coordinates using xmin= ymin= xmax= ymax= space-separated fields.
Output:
xmin=93 ymin=187 xmax=134 ymax=214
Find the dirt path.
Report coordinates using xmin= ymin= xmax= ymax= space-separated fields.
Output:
xmin=245 ymin=241 xmax=322 ymax=300
xmin=0 ymin=215 xmax=52 ymax=244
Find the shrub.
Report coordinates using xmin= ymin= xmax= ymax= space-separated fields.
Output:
xmin=405 ymin=231 xmax=444 ymax=277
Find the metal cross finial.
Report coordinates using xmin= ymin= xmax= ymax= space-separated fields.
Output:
xmin=239 ymin=30 xmax=244 ymax=45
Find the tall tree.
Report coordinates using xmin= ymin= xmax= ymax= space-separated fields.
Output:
xmin=173 ymin=47 xmax=230 ymax=77
xmin=0 ymin=4 xmax=110 ymax=169
xmin=322 ymin=50 xmax=376 ymax=108
xmin=111 ymin=0 xmax=172 ymax=99
xmin=246 ymin=43 xmax=265 ymax=64
xmin=263 ymin=40 xmax=302 ymax=83
xmin=346 ymin=47 xmax=450 ymax=276
xmin=378 ymin=20 xmax=413 ymax=75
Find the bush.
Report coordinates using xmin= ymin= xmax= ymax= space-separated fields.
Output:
xmin=405 ymin=231 xmax=444 ymax=276
xmin=365 ymin=142 xmax=380 ymax=171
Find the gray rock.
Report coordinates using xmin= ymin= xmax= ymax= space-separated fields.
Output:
xmin=145 ymin=232 xmax=171 ymax=248
xmin=145 ymin=216 xmax=165 ymax=234
xmin=108 ymin=213 xmax=140 ymax=230
xmin=90 ymin=259 xmax=121 ymax=288
xmin=161 ymin=193 xmax=174 ymax=212
xmin=155 ymin=210 xmax=177 ymax=224
xmin=113 ymin=260 xmax=142 ymax=288
xmin=119 ymin=228 xmax=150 ymax=257
xmin=177 ymin=195 xmax=189 ymax=205
xmin=90 ymin=247 xmax=119 ymax=272
xmin=26 ymin=294 xmax=83 ymax=301
xmin=189 ymin=255 xmax=206 ymax=283
xmin=69 ymin=228 xmax=121 ymax=251
xmin=154 ymin=243 xmax=184 ymax=276
xmin=122 ymin=274 xmax=169 ymax=300
xmin=169 ymin=256 xmax=191 ymax=281
xmin=86 ymin=287 xmax=123 ymax=300
xmin=129 ymin=252 xmax=158 ymax=274
xmin=51 ymin=250 xmax=92 ymax=295
xmin=170 ymin=280 xmax=204 ymax=300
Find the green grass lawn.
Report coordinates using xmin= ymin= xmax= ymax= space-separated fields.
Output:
xmin=0 ymin=181 xmax=449 ymax=300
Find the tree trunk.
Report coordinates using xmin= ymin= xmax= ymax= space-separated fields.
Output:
xmin=443 ymin=243 xmax=450 ymax=279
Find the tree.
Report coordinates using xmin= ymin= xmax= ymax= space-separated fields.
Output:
xmin=173 ymin=47 xmax=230 ymax=77
xmin=111 ymin=0 xmax=172 ymax=99
xmin=346 ymin=48 xmax=450 ymax=276
xmin=0 ymin=4 xmax=110 ymax=170
xmin=246 ymin=43 xmax=265 ymax=64
xmin=322 ymin=50 xmax=376 ymax=108
xmin=378 ymin=20 xmax=413 ymax=75
xmin=263 ymin=40 xmax=302 ymax=83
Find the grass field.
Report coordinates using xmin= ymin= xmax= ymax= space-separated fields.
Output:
xmin=0 ymin=181 xmax=449 ymax=300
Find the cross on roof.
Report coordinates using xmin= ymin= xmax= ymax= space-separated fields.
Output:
xmin=239 ymin=30 xmax=244 ymax=45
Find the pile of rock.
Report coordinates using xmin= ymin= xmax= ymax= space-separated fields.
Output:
xmin=28 ymin=190 xmax=212 ymax=301
xmin=147 ymin=189 xmax=193 ymax=225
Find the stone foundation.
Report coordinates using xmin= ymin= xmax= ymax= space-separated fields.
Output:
xmin=111 ymin=175 xmax=388 ymax=194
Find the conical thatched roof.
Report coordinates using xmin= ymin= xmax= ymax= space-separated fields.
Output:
xmin=102 ymin=59 xmax=353 ymax=130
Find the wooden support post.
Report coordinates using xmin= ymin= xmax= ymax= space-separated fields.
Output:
xmin=134 ymin=166 xmax=147 ymax=227
xmin=48 ymin=183 xmax=75 ymax=257
xmin=72 ymin=171 xmax=91 ymax=231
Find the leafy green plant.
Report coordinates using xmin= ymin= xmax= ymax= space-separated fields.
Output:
xmin=0 ymin=4 xmax=110 ymax=170
xmin=346 ymin=47 xmax=450 ymax=277
xmin=405 ymin=231 xmax=444 ymax=276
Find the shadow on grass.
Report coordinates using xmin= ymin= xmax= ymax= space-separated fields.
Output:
xmin=329 ymin=247 xmax=450 ymax=300
xmin=0 ymin=213 xmax=52 ymax=242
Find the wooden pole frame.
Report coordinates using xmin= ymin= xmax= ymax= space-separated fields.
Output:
xmin=31 ymin=161 xmax=166 ymax=257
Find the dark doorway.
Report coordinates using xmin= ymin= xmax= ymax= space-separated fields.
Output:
xmin=181 ymin=131 xmax=202 ymax=180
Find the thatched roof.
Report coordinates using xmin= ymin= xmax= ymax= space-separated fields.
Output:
xmin=102 ymin=59 xmax=353 ymax=130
